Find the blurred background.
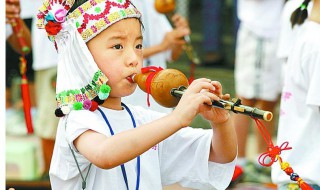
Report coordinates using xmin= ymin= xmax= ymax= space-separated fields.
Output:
xmin=5 ymin=0 xmax=281 ymax=189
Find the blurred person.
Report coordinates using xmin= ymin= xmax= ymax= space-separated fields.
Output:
xmin=5 ymin=0 xmax=34 ymax=132
xmin=201 ymin=0 xmax=240 ymax=68
xmin=201 ymin=0 xmax=224 ymax=67
xmin=6 ymin=0 xmax=58 ymax=179
xmin=123 ymin=0 xmax=190 ymax=113
xmin=271 ymin=0 xmax=320 ymax=189
xmin=277 ymin=0 xmax=312 ymax=86
xmin=6 ymin=0 xmax=31 ymax=54
xmin=29 ymin=0 xmax=60 ymax=178
xmin=233 ymin=0 xmax=285 ymax=183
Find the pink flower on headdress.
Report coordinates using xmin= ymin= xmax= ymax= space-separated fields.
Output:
xmin=54 ymin=8 xmax=67 ymax=23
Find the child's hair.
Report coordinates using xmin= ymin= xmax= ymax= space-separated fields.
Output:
xmin=290 ymin=0 xmax=311 ymax=28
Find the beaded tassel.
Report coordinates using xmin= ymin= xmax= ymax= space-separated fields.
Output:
xmin=277 ymin=156 xmax=313 ymax=190
xmin=252 ymin=118 xmax=313 ymax=189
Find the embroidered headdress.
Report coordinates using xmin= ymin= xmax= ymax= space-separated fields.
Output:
xmin=37 ymin=0 xmax=141 ymax=117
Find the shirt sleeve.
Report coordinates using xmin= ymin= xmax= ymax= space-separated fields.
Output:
xmin=64 ymin=110 xmax=108 ymax=164
xmin=159 ymin=127 xmax=236 ymax=190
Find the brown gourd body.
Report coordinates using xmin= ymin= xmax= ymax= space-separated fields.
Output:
xmin=154 ymin=0 xmax=175 ymax=14
xmin=134 ymin=69 xmax=189 ymax=108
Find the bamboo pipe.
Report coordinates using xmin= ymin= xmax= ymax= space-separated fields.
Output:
xmin=132 ymin=68 xmax=273 ymax=121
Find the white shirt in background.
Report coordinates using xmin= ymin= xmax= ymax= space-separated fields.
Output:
xmin=271 ymin=21 xmax=320 ymax=186
xmin=237 ymin=0 xmax=284 ymax=39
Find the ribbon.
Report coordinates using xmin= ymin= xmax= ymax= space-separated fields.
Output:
xmin=141 ymin=66 xmax=163 ymax=107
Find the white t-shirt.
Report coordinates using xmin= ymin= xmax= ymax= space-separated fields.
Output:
xmin=271 ymin=21 xmax=320 ymax=186
xmin=31 ymin=0 xmax=59 ymax=71
xmin=237 ymin=0 xmax=284 ymax=38
xmin=123 ymin=0 xmax=173 ymax=113
xmin=50 ymin=105 xmax=236 ymax=190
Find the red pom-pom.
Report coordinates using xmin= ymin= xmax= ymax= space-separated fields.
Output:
xmin=89 ymin=101 xmax=98 ymax=111
xmin=45 ymin=21 xmax=62 ymax=35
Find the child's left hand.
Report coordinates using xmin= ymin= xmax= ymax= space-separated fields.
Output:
xmin=199 ymin=81 xmax=231 ymax=126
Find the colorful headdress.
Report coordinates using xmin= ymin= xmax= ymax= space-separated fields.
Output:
xmin=37 ymin=0 xmax=141 ymax=117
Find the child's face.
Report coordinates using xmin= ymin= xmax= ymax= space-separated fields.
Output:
xmin=87 ymin=18 xmax=143 ymax=98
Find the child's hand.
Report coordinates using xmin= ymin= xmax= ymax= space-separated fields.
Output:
xmin=172 ymin=78 xmax=222 ymax=127
xmin=6 ymin=0 xmax=21 ymax=23
xmin=199 ymin=81 xmax=230 ymax=126
xmin=160 ymin=28 xmax=190 ymax=51
xmin=171 ymin=14 xmax=189 ymax=30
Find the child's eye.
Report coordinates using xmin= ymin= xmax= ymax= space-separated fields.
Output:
xmin=113 ymin=44 xmax=123 ymax=49
xmin=136 ymin=44 xmax=143 ymax=49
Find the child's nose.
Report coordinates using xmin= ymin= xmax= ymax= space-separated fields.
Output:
xmin=126 ymin=49 xmax=139 ymax=67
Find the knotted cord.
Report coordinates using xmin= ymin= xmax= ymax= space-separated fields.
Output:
xmin=252 ymin=118 xmax=312 ymax=189
xmin=141 ymin=66 xmax=163 ymax=107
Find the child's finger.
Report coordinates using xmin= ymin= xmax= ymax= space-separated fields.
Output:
xmin=187 ymin=81 xmax=215 ymax=96
xmin=210 ymin=81 xmax=223 ymax=97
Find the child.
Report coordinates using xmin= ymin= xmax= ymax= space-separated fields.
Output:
xmin=271 ymin=0 xmax=320 ymax=189
xmin=37 ymin=0 xmax=237 ymax=189
xmin=277 ymin=0 xmax=313 ymax=87
xmin=233 ymin=0 xmax=284 ymax=182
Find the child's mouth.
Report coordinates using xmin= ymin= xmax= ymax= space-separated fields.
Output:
xmin=126 ymin=75 xmax=134 ymax=83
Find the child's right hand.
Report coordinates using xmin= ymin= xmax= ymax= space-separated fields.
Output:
xmin=172 ymin=78 xmax=221 ymax=127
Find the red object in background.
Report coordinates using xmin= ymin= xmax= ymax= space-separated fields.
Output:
xmin=188 ymin=62 xmax=196 ymax=84
xmin=11 ymin=19 xmax=33 ymax=134
xmin=232 ymin=165 xmax=243 ymax=181
xmin=20 ymin=73 xmax=34 ymax=134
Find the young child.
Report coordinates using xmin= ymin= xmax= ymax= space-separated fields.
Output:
xmin=271 ymin=0 xmax=320 ymax=189
xmin=37 ymin=0 xmax=237 ymax=189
